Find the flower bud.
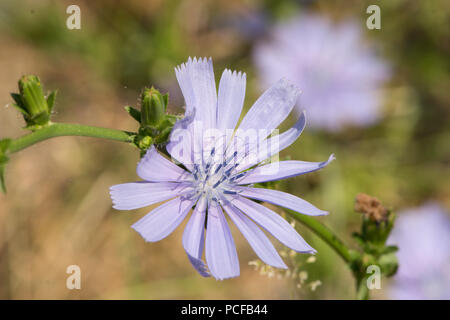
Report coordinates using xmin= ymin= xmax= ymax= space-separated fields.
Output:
xmin=11 ymin=75 xmax=56 ymax=129
xmin=140 ymin=87 xmax=167 ymax=128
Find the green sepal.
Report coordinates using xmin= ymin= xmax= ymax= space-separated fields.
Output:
xmin=125 ymin=105 xmax=142 ymax=123
xmin=381 ymin=245 xmax=398 ymax=254
xmin=10 ymin=93 xmax=29 ymax=116
xmin=378 ymin=252 xmax=398 ymax=277
xmin=46 ymin=90 xmax=57 ymax=113
xmin=162 ymin=93 xmax=169 ymax=112
xmin=154 ymin=126 xmax=172 ymax=144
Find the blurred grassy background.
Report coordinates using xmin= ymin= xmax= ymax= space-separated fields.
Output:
xmin=0 ymin=0 xmax=448 ymax=299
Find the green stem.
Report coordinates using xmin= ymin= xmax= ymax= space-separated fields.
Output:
xmin=356 ymin=276 xmax=369 ymax=300
xmin=8 ymin=122 xmax=135 ymax=154
xmin=285 ymin=209 xmax=352 ymax=263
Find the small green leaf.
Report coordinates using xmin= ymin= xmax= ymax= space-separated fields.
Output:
xmin=381 ymin=245 xmax=399 ymax=254
xmin=378 ymin=252 xmax=398 ymax=277
xmin=10 ymin=93 xmax=29 ymax=116
xmin=11 ymin=93 xmax=25 ymax=110
xmin=11 ymin=103 xmax=29 ymax=117
xmin=124 ymin=106 xmax=141 ymax=123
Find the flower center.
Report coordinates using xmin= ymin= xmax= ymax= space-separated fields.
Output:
xmin=186 ymin=148 xmax=243 ymax=201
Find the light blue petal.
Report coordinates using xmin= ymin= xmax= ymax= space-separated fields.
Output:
xmin=237 ymin=78 xmax=300 ymax=136
xmin=110 ymin=181 xmax=190 ymax=210
xmin=222 ymin=201 xmax=287 ymax=269
xmin=131 ymin=197 xmax=194 ymax=242
xmin=235 ymin=111 xmax=306 ymax=172
xmin=205 ymin=202 xmax=240 ymax=280
xmin=236 ymin=186 xmax=328 ymax=216
xmin=229 ymin=195 xmax=315 ymax=253
xmin=217 ymin=69 xmax=246 ymax=133
xmin=175 ymin=57 xmax=217 ymax=129
xmin=182 ymin=197 xmax=210 ymax=277
xmin=137 ymin=146 xmax=191 ymax=182
xmin=237 ymin=154 xmax=335 ymax=185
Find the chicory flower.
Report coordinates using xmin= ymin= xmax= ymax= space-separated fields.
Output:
xmin=110 ymin=57 xmax=334 ymax=279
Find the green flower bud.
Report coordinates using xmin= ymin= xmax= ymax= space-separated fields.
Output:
xmin=127 ymin=86 xmax=176 ymax=154
xmin=140 ymin=87 xmax=167 ymax=128
xmin=11 ymin=75 xmax=56 ymax=129
xmin=138 ymin=135 xmax=153 ymax=151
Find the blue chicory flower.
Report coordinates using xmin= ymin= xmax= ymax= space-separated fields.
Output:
xmin=253 ymin=14 xmax=390 ymax=131
xmin=388 ymin=202 xmax=450 ymax=299
xmin=110 ymin=57 xmax=334 ymax=280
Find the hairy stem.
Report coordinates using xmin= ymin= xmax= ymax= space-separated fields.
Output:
xmin=8 ymin=122 xmax=135 ymax=154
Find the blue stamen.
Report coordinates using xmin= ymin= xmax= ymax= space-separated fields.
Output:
xmin=214 ymin=163 xmax=223 ymax=174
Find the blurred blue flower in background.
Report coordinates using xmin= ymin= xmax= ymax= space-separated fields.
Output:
xmin=388 ymin=202 xmax=450 ymax=299
xmin=253 ymin=14 xmax=390 ymax=131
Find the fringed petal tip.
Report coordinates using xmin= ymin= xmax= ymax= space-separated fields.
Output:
xmin=109 ymin=185 xmax=129 ymax=211
xmin=175 ymin=57 xmax=213 ymax=72
xmin=110 ymin=197 xmax=122 ymax=210
xmin=223 ymin=68 xmax=246 ymax=81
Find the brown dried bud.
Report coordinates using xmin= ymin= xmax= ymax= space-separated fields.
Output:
xmin=354 ymin=193 xmax=388 ymax=222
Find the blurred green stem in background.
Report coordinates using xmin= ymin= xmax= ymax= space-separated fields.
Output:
xmin=8 ymin=122 xmax=135 ymax=153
